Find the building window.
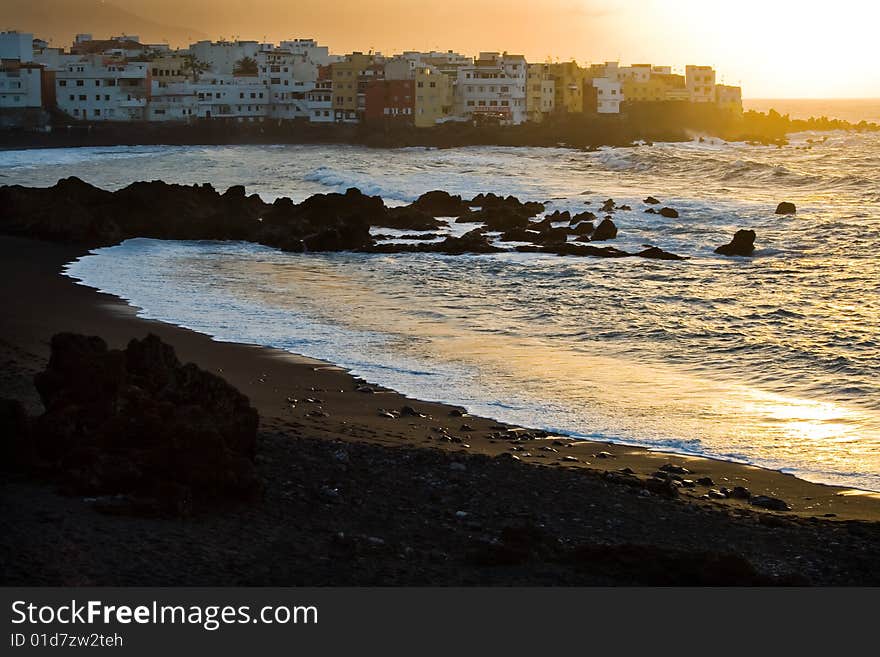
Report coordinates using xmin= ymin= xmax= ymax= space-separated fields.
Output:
xmin=59 ymin=80 xmax=67 ymax=87
xmin=76 ymin=80 xmax=84 ymax=86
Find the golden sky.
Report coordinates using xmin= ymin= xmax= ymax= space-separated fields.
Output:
xmin=26 ymin=0 xmax=880 ymax=97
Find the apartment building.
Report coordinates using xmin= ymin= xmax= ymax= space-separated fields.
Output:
xmin=256 ymin=47 xmax=316 ymax=119
xmin=306 ymin=77 xmax=333 ymax=123
xmin=455 ymin=52 xmax=527 ymax=125
xmin=0 ymin=31 xmax=34 ymax=62
xmin=364 ymin=78 xmax=414 ymax=123
xmin=191 ymin=74 xmax=269 ymax=119
xmin=716 ymin=84 xmax=743 ymax=113
xmin=587 ymin=62 xmax=623 ymax=114
xmin=686 ymin=65 xmax=716 ymax=103
xmin=330 ymin=52 xmax=377 ymax=123
xmin=544 ymin=61 xmax=586 ymax=114
xmin=526 ymin=63 xmax=555 ymax=122
xmin=188 ymin=40 xmax=261 ymax=75
xmin=148 ymin=82 xmax=197 ymax=121
xmin=0 ymin=61 xmax=46 ymax=109
xmin=55 ymin=56 xmax=150 ymax=121
xmin=414 ymin=66 xmax=452 ymax=127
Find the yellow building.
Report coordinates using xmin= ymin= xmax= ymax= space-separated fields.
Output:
xmin=526 ymin=63 xmax=555 ymax=122
xmin=622 ymin=73 xmax=687 ymax=103
xmin=716 ymin=84 xmax=743 ymax=113
xmin=414 ymin=66 xmax=452 ymax=127
xmin=546 ymin=61 xmax=587 ymax=114
xmin=330 ymin=52 xmax=375 ymax=122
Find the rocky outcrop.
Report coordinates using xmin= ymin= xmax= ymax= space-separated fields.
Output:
xmin=26 ymin=333 xmax=260 ymax=510
xmin=775 ymin=201 xmax=797 ymax=215
xmin=0 ymin=177 xmax=379 ymax=253
xmin=658 ymin=207 xmax=679 ymax=218
xmin=379 ymin=206 xmax=447 ymax=231
xmin=714 ymin=229 xmax=756 ymax=257
xmin=635 ymin=246 xmax=688 ymax=261
xmin=644 ymin=196 xmax=660 ymax=205
xmin=591 ymin=217 xmax=618 ymax=241
xmin=411 ymin=190 xmax=471 ymax=217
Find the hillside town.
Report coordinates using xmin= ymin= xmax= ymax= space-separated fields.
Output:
xmin=0 ymin=30 xmax=743 ymax=129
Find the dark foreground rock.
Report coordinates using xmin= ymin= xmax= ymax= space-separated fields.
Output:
xmin=775 ymin=201 xmax=797 ymax=215
xmin=10 ymin=333 xmax=260 ymax=511
xmin=715 ymin=229 xmax=757 ymax=257
xmin=591 ymin=217 xmax=619 ymax=241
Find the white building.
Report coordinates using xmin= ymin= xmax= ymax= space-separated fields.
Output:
xmin=55 ymin=57 xmax=149 ymax=121
xmin=0 ymin=62 xmax=43 ymax=109
xmin=306 ymin=79 xmax=333 ymax=123
xmin=192 ymin=74 xmax=269 ymax=119
xmin=0 ymin=31 xmax=34 ymax=62
xmin=686 ymin=65 xmax=716 ymax=103
xmin=455 ymin=52 xmax=527 ymax=125
xmin=593 ymin=78 xmax=623 ymax=113
xmin=188 ymin=40 xmax=261 ymax=75
xmin=148 ymin=81 xmax=197 ymax=121
xmin=279 ymin=39 xmax=333 ymax=66
xmin=256 ymin=48 xmax=316 ymax=119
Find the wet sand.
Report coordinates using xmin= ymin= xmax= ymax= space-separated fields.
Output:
xmin=2 ymin=235 xmax=880 ymax=585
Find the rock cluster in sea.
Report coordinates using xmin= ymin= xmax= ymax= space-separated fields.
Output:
xmin=0 ymin=178 xmax=689 ymax=260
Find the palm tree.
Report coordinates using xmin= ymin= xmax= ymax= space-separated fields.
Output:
xmin=234 ymin=56 xmax=258 ymax=76
xmin=182 ymin=55 xmax=208 ymax=83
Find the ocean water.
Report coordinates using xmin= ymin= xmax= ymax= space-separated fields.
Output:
xmin=2 ymin=101 xmax=879 ymax=491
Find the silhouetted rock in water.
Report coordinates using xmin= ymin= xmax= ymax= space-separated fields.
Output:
xmin=531 ymin=227 xmax=569 ymax=245
xmin=369 ymin=228 xmax=502 ymax=255
xmin=618 ymin=204 xmax=632 ymax=211
xmin=0 ymin=177 xmax=378 ymax=253
xmin=379 ymin=206 xmax=447 ymax=231
xmin=570 ymin=221 xmax=595 ymax=237
xmin=775 ymin=201 xmax=797 ymax=215
xmin=570 ymin=210 xmax=596 ymax=224
xmin=459 ymin=194 xmax=545 ymax=232
xmin=591 ymin=217 xmax=618 ymax=241
xmin=714 ymin=229 xmax=756 ymax=257
xmin=659 ymin=207 xmax=679 ymax=218
xmin=411 ymin=190 xmax=470 ymax=217
xmin=26 ymin=333 xmax=259 ymax=511
xmin=601 ymin=199 xmax=616 ymax=213
xmin=532 ymin=242 xmax=630 ymax=258
xmin=635 ymin=246 xmax=688 ymax=261
xmin=399 ymin=233 xmax=440 ymax=240
xmin=498 ymin=228 xmax=536 ymax=242
xmin=644 ymin=208 xmax=657 ymax=214
xmin=644 ymin=196 xmax=661 ymax=205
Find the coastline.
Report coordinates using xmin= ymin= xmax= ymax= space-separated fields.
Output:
xmin=4 ymin=235 xmax=880 ymax=518
xmin=3 ymin=234 xmax=880 ymax=585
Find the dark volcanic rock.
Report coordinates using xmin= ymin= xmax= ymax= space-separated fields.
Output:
xmin=411 ymin=190 xmax=470 ymax=217
xmin=714 ymin=229 xmax=756 ymax=257
xmin=536 ymin=243 xmax=630 ymax=258
xmin=378 ymin=206 xmax=447 ymax=231
xmin=775 ymin=201 xmax=797 ymax=215
xmin=644 ymin=208 xmax=657 ymax=214
xmin=570 ymin=210 xmax=596 ymax=224
xmin=569 ymin=221 xmax=595 ymax=237
xmin=0 ymin=398 xmax=31 ymax=470
xmin=635 ymin=246 xmax=687 ymax=261
xmin=750 ymin=495 xmax=792 ymax=511
xmin=601 ymin=199 xmax=616 ymax=213
xmin=591 ymin=217 xmax=618 ymax=241
xmin=29 ymin=333 xmax=260 ymax=509
xmin=644 ymin=196 xmax=661 ymax=205
xmin=658 ymin=207 xmax=679 ymax=218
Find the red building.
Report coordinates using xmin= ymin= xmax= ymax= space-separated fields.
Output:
xmin=364 ymin=78 xmax=414 ymax=124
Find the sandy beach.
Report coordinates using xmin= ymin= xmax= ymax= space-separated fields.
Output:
xmin=2 ymin=234 xmax=880 ymax=585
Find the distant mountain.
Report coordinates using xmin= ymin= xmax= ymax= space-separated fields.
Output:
xmin=2 ymin=0 xmax=208 ymax=49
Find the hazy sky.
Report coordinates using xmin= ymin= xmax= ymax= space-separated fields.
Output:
xmin=42 ymin=0 xmax=880 ymax=97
